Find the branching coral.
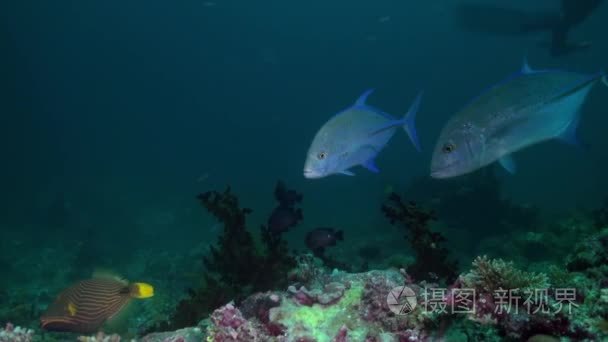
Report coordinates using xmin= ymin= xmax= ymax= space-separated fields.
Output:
xmin=451 ymin=257 xmax=599 ymax=341
xmin=462 ymin=256 xmax=549 ymax=293
xmin=566 ymin=227 xmax=608 ymax=277
xmin=158 ymin=182 xmax=298 ymax=330
xmin=381 ymin=192 xmax=458 ymax=283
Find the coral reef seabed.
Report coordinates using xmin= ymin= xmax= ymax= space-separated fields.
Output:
xmin=4 ymin=191 xmax=608 ymax=341
xmin=11 ymin=237 xmax=608 ymax=341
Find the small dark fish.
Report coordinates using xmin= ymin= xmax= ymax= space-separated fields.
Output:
xmin=40 ymin=275 xmax=153 ymax=333
xmin=305 ymin=227 xmax=344 ymax=253
xmin=274 ymin=181 xmax=303 ymax=207
xmin=268 ymin=206 xmax=303 ymax=235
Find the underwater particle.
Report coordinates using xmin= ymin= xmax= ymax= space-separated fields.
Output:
xmin=305 ymin=228 xmax=344 ymax=255
xmin=378 ymin=16 xmax=391 ymax=23
xmin=303 ymin=89 xmax=422 ymax=179
xmin=40 ymin=275 xmax=154 ymax=333
xmin=430 ymin=58 xmax=604 ymax=179
xmin=196 ymin=173 xmax=209 ymax=183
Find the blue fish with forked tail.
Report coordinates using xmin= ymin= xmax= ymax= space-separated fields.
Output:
xmin=430 ymin=59 xmax=608 ymax=179
xmin=303 ymin=89 xmax=422 ymax=179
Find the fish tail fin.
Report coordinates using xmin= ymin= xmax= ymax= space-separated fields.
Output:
xmin=335 ymin=230 xmax=344 ymax=241
xmin=130 ymin=282 xmax=154 ymax=299
xmin=602 ymin=74 xmax=608 ymax=88
xmin=92 ymin=269 xmax=129 ymax=285
xmin=402 ymin=91 xmax=423 ymax=152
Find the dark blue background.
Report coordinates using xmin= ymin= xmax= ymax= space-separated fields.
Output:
xmin=1 ymin=1 xmax=606 ymax=248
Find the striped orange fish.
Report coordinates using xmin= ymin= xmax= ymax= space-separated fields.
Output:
xmin=40 ymin=275 xmax=153 ymax=333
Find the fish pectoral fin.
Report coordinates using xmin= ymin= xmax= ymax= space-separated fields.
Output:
xmin=340 ymin=170 xmax=356 ymax=176
xmin=498 ymin=155 xmax=517 ymax=174
xmin=557 ymin=112 xmax=587 ymax=149
xmin=358 ymin=145 xmax=381 ymax=173
xmin=363 ymin=158 xmax=380 ymax=173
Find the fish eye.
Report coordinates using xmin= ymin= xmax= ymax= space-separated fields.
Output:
xmin=317 ymin=152 xmax=327 ymax=160
xmin=442 ymin=143 xmax=455 ymax=154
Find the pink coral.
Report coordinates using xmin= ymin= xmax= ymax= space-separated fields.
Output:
xmin=239 ymin=292 xmax=285 ymax=336
xmin=333 ymin=325 xmax=348 ymax=342
xmin=207 ymin=302 xmax=269 ymax=341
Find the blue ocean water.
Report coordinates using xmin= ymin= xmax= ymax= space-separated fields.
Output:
xmin=1 ymin=1 xmax=607 ymax=339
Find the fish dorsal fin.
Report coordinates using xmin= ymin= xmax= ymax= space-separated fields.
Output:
xmin=329 ymin=89 xmax=377 ymax=120
xmin=92 ymin=269 xmax=129 ymax=285
xmin=521 ymin=56 xmax=534 ymax=74
xmin=354 ymin=89 xmax=375 ymax=107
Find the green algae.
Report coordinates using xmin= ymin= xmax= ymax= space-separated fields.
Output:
xmin=271 ymin=283 xmax=371 ymax=342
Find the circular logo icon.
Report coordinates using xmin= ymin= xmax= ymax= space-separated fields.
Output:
xmin=387 ymin=286 xmax=417 ymax=315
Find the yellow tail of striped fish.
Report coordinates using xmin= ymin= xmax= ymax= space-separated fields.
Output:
xmin=130 ymin=282 xmax=154 ymax=299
